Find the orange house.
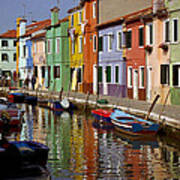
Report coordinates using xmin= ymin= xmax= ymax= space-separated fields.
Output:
xmin=82 ymin=0 xmax=98 ymax=94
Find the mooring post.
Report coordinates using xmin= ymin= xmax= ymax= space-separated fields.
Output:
xmin=84 ymin=91 xmax=90 ymax=112
xmin=145 ymin=94 xmax=160 ymax=120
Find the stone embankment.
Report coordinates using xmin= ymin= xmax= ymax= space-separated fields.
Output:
xmin=1 ymin=88 xmax=180 ymax=131
xmin=25 ymin=89 xmax=180 ymax=131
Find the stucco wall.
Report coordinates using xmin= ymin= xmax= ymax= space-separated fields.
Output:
xmin=99 ymin=0 xmax=152 ymax=24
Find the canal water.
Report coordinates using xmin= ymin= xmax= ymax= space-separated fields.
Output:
xmin=9 ymin=104 xmax=180 ymax=179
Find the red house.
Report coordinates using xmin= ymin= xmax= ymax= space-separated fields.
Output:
xmin=125 ymin=7 xmax=152 ymax=100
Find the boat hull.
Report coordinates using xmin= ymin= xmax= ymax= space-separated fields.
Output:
xmin=91 ymin=109 xmax=112 ymax=123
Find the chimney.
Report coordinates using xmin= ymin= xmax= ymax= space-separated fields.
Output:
xmin=50 ymin=6 xmax=60 ymax=26
xmin=153 ymin=0 xmax=165 ymax=13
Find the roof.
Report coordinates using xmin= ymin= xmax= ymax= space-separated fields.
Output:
xmin=0 ymin=29 xmax=16 ymax=38
xmin=67 ymin=3 xmax=83 ymax=14
xmin=46 ymin=17 xmax=69 ymax=29
xmin=31 ymin=32 xmax=46 ymax=40
xmin=23 ymin=19 xmax=51 ymax=37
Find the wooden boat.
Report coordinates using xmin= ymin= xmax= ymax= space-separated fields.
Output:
xmin=0 ymin=138 xmax=49 ymax=178
xmin=91 ymin=108 xmax=113 ymax=123
xmin=7 ymin=92 xmax=25 ymax=103
xmin=0 ymin=104 xmax=24 ymax=127
xmin=24 ymin=95 xmax=37 ymax=105
xmin=110 ymin=109 xmax=160 ymax=136
xmin=49 ymin=98 xmax=76 ymax=112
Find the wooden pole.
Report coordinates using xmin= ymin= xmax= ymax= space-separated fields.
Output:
xmin=84 ymin=91 xmax=90 ymax=112
xmin=145 ymin=94 xmax=160 ymax=120
xmin=59 ymin=87 xmax=64 ymax=101
xmin=159 ymin=89 xmax=170 ymax=121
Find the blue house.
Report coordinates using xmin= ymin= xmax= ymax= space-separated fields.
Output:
xmin=97 ymin=19 xmax=126 ymax=97
xmin=26 ymin=40 xmax=33 ymax=75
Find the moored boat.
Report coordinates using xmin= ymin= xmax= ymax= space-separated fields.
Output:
xmin=91 ymin=108 xmax=112 ymax=123
xmin=110 ymin=109 xmax=160 ymax=136
xmin=7 ymin=92 xmax=25 ymax=103
xmin=24 ymin=95 xmax=37 ymax=105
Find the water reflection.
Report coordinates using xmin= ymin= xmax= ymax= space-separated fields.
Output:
xmin=17 ymin=106 xmax=180 ymax=180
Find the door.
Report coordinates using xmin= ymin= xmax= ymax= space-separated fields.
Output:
xmin=133 ymin=69 xmax=138 ymax=99
xmin=147 ymin=67 xmax=152 ymax=101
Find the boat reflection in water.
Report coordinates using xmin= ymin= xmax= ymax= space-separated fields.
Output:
xmin=9 ymin=105 xmax=180 ymax=180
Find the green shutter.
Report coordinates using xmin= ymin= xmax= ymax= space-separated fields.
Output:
xmin=115 ymin=66 xmax=119 ymax=83
xmin=106 ymin=66 xmax=111 ymax=83
xmin=98 ymin=66 xmax=102 ymax=82
xmin=98 ymin=36 xmax=103 ymax=51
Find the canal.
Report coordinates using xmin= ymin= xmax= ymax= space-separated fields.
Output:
xmin=11 ymin=104 xmax=180 ymax=179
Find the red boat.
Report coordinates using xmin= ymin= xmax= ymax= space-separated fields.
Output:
xmin=91 ymin=109 xmax=113 ymax=122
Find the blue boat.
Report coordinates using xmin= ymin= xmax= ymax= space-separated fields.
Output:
xmin=24 ymin=95 xmax=37 ymax=105
xmin=0 ymin=138 xmax=49 ymax=178
xmin=8 ymin=92 xmax=25 ymax=103
xmin=110 ymin=109 xmax=160 ymax=136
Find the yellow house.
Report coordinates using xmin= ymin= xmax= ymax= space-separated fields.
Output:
xmin=68 ymin=4 xmax=84 ymax=92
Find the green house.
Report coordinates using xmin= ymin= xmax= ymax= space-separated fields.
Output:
xmin=46 ymin=7 xmax=70 ymax=92
xmin=165 ymin=0 xmax=180 ymax=105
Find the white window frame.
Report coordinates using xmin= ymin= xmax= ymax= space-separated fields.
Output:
xmin=139 ymin=66 xmax=145 ymax=89
xmin=56 ymin=38 xmax=60 ymax=54
xmin=172 ymin=18 xmax=178 ymax=43
xmin=93 ymin=35 xmax=97 ymax=52
xmin=47 ymin=39 xmax=51 ymax=54
xmin=114 ymin=65 xmax=119 ymax=84
xmin=128 ymin=66 xmax=133 ymax=88
xmin=164 ymin=19 xmax=170 ymax=43
xmin=108 ymin=32 xmax=113 ymax=52
xmin=139 ymin=25 xmax=144 ymax=48
xmin=93 ymin=2 xmax=96 ymax=19
xmin=146 ymin=23 xmax=154 ymax=45
xmin=117 ymin=31 xmax=122 ymax=51
xmin=79 ymin=36 xmax=83 ymax=53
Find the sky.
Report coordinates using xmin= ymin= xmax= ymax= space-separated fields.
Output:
xmin=0 ymin=0 xmax=80 ymax=33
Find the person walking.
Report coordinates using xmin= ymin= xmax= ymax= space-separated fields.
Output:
xmin=31 ymin=75 xmax=36 ymax=90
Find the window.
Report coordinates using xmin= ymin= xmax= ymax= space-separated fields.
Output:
xmin=79 ymin=11 xmax=82 ymax=24
xmin=47 ymin=40 xmax=51 ymax=54
xmin=23 ymin=45 xmax=26 ymax=57
xmin=98 ymin=66 xmax=102 ymax=83
xmin=108 ymin=34 xmax=113 ymax=51
xmin=126 ymin=30 xmax=132 ymax=48
xmin=161 ymin=65 xmax=169 ymax=85
xmin=54 ymin=66 xmax=60 ymax=78
xmin=71 ymin=15 xmax=74 ymax=26
xmin=34 ymin=43 xmax=37 ymax=53
xmin=41 ymin=66 xmax=45 ymax=78
xmin=77 ymin=68 xmax=82 ymax=83
xmin=56 ymin=38 xmax=60 ymax=54
xmin=139 ymin=66 xmax=145 ymax=88
xmin=2 ymin=53 xmax=8 ymax=61
xmin=72 ymin=39 xmax=75 ymax=54
xmin=13 ymin=40 xmax=16 ymax=47
xmin=98 ymin=36 xmax=103 ymax=52
xmin=139 ymin=27 xmax=144 ymax=47
xmin=172 ymin=19 xmax=178 ymax=43
xmin=115 ymin=66 xmax=119 ymax=83
xmin=93 ymin=2 xmax=96 ymax=18
xmin=34 ymin=66 xmax=38 ymax=77
xmin=164 ymin=20 xmax=170 ymax=42
xmin=93 ymin=35 xmax=97 ymax=52
xmin=79 ymin=36 xmax=83 ymax=53
xmin=173 ymin=65 xmax=180 ymax=86
xmin=106 ymin=66 xmax=111 ymax=83
xmin=2 ymin=40 xmax=8 ymax=47
xmin=117 ymin=31 xmax=122 ymax=50
xmin=128 ymin=66 xmax=132 ymax=87
xmin=147 ymin=23 xmax=153 ymax=45
xmin=13 ymin=53 xmax=16 ymax=61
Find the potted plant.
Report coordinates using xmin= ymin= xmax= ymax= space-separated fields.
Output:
xmin=159 ymin=42 xmax=168 ymax=51
xmin=145 ymin=45 xmax=153 ymax=53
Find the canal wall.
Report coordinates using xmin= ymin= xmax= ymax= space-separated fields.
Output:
xmin=1 ymin=88 xmax=180 ymax=131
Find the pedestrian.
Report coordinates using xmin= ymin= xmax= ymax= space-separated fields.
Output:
xmin=31 ymin=75 xmax=36 ymax=90
xmin=24 ymin=76 xmax=30 ymax=89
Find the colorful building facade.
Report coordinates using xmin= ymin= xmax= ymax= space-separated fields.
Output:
xmin=165 ymin=0 xmax=180 ymax=105
xmin=46 ymin=7 xmax=70 ymax=92
xmin=68 ymin=4 xmax=84 ymax=92
xmin=97 ymin=21 xmax=126 ymax=97
xmin=0 ymin=30 xmax=16 ymax=82
xmin=125 ymin=8 xmax=152 ymax=100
